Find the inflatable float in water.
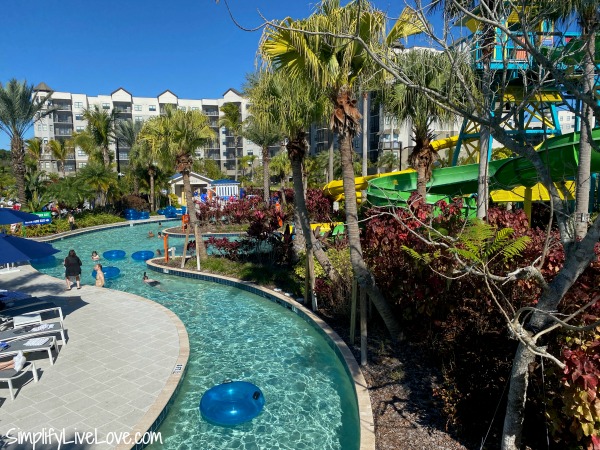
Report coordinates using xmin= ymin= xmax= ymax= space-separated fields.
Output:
xmin=92 ymin=266 xmax=120 ymax=280
xmin=103 ymin=250 xmax=126 ymax=260
xmin=132 ymin=250 xmax=154 ymax=261
xmin=199 ymin=380 xmax=265 ymax=426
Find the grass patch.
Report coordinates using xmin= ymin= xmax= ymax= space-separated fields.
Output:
xmin=174 ymin=256 xmax=302 ymax=295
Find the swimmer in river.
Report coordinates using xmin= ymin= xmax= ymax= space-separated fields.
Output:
xmin=147 ymin=231 xmax=155 ymax=238
xmin=91 ymin=251 xmax=100 ymax=261
xmin=143 ymin=271 xmax=160 ymax=287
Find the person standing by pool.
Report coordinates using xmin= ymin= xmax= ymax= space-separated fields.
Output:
xmin=68 ymin=213 xmax=75 ymax=231
xmin=64 ymin=249 xmax=82 ymax=290
xmin=94 ymin=264 xmax=105 ymax=287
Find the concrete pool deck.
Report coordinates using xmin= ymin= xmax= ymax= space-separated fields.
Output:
xmin=0 ymin=265 xmax=189 ymax=450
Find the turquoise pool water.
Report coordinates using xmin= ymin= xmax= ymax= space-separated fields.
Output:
xmin=34 ymin=224 xmax=360 ymax=450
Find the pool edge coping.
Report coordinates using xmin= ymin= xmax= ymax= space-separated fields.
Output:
xmin=24 ymin=218 xmax=190 ymax=450
xmin=146 ymin=258 xmax=376 ymax=450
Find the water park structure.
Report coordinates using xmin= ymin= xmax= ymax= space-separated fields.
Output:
xmin=323 ymin=8 xmax=600 ymax=220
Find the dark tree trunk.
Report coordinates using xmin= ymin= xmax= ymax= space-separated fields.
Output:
xmin=11 ymin=136 xmax=26 ymax=202
xmin=333 ymin=86 xmax=403 ymax=342
xmin=287 ymin=134 xmax=342 ymax=293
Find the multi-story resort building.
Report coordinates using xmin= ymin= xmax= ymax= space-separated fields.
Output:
xmin=32 ymin=83 xmax=269 ymax=179
xmin=32 ymin=83 xmax=461 ymax=179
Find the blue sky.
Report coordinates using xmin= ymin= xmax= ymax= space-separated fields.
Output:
xmin=0 ymin=0 xmax=420 ymax=149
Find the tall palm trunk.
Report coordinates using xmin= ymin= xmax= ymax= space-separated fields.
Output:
xmin=102 ymin=144 xmax=110 ymax=168
xmin=262 ymin=146 xmax=270 ymax=202
xmin=182 ymin=170 xmax=207 ymax=263
xmin=574 ymin=22 xmax=595 ymax=240
xmin=149 ymin=168 xmax=156 ymax=212
xmin=11 ymin=136 xmax=26 ymax=202
xmin=334 ymin=87 xmax=403 ymax=342
xmin=288 ymin=135 xmax=342 ymax=296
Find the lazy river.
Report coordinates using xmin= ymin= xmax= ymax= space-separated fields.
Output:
xmin=34 ymin=223 xmax=360 ymax=450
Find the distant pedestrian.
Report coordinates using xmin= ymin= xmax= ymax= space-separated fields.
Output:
xmin=68 ymin=213 xmax=75 ymax=231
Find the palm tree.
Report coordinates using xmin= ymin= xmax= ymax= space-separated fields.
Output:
xmin=46 ymin=175 xmax=93 ymax=210
xmin=140 ymin=107 xmax=215 ymax=266
xmin=48 ymin=139 xmax=72 ymax=178
xmin=377 ymin=150 xmax=400 ymax=173
xmin=241 ymin=116 xmax=282 ymax=200
xmin=269 ymin=151 xmax=291 ymax=201
xmin=261 ymin=0 xmax=423 ymax=339
xmin=386 ymin=49 xmax=474 ymax=199
xmin=25 ymin=137 xmax=43 ymax=168
xmin=116 ymin=119 xmax=142 ymax=170
xmin=219 ymin=102 xmax=243 ymax=181
xmin=244 ymin=71 xmax=286 ymax=201
xmin=74 ymin=105 xmax=117 ymax=168
xmin=129 ymin=140 xmax=158 ymax=211
xmin=78 ymin=161 xmax=117 ymax=207
xmin=0 ymin=79 xmax=53 ymax=202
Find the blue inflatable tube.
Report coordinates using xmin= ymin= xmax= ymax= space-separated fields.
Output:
xmin=200 ymin=381 xmax=265 ymax=426
xmin=103 ymin=250 xmax=126 ymax=260
xmin=92 ymin=266 xmax=120 ymax=280
xmin=132 ymin=250 xmax=154 ymax=261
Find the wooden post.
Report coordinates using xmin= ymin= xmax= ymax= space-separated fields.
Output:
xmin=349 ymin=278 xmax=357 ymax=344
xmin=360 ymin=288 xmax=368 ymax=366
xmin=180 ymin=226 xmax=190 ymax=268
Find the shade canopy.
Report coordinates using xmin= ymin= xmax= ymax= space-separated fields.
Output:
xmin=0 ymin=209 xmax=41 ymax=225
xmin=0 ymin=233 xmax=60 ymax=265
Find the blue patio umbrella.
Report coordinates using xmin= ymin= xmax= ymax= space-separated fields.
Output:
xmin=0 ymin=208 xmax=41 ymax=225
xmin=0 ymin=233 xmax=60 ymax=265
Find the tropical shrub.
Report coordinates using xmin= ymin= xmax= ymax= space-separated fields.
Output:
xmin=120 ymin=194 xmax=149 ymax=212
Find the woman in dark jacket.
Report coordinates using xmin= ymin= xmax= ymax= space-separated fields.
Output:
xmin=64 ymin=249 xmax=82 ymax=290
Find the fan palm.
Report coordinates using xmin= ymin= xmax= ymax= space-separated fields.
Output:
xmin=140 ymin=107 xmax=215 ymax=265
xmin=219 ymin=102 xmax=243 ymax=181
xmin=260 ymin=0 xmax=424 ymax=339
xmin=0 ymin=79 xmax=53 ymax=202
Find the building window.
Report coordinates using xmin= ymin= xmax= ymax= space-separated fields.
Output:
xmin=75 ymin=114 xmax=83 ymax=121
xmin=75 ymin=102 xmax=84 ymax=108
xmin=38 ymin=124 xmax=42 ymax=131
xmin=77 ymin=149 xmax=86 ymax=156
xmin=192 ymin=106 xmax=199 ymax=111
xmin=178 ymin=106 xmax=186 ymax=111
xmin=79 ymin=162 xmax=87 ymax=168
xmin=135 ymin=116 xmax=143 ymax=122
xmin=43 ymin=138 xmax=48 ymax=144
xmin=42 ymin=125 xmax=47 ymax=131
xmin=134 ymin=105 xmax=142 ymax=111
xmin=149 ymin=105 xmax=156 ymax=111
xmin=76 ymin=126 xmax=84 ymax=132
xmin=102 ymin=103 xmax=110 ymax=109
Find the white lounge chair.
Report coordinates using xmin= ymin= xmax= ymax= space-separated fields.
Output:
xmin=0 ymin=361 xmax=38 ymax=401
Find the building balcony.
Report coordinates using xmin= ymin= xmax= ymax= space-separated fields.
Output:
xmin=53 ymin=116 xmax=73 ymax=124
xmin=53 ymin=103 xmax=72 ymax=111
xmin=114 ymin=107 xmax=132 ymax=114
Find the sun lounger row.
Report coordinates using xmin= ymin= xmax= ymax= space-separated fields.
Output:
xmin=0 ymin=299 xmax=68 ymax=401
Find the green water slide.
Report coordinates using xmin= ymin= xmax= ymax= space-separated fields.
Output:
xmin=367 ymin=129 xmax=600 ymax=206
